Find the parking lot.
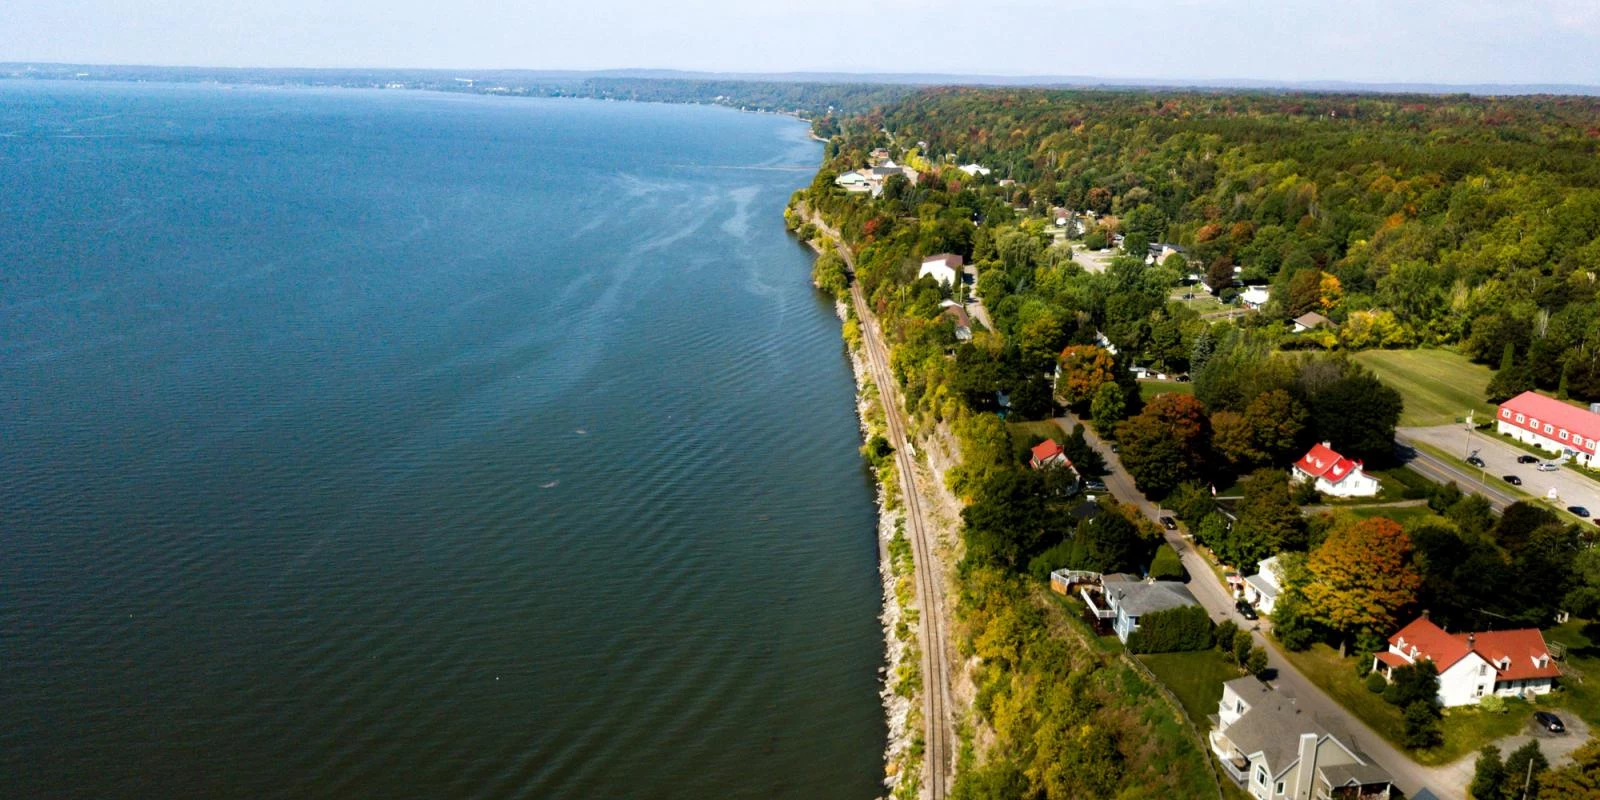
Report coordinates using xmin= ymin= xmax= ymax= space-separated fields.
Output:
xmin=1400 ymin=424 xmax=1600 ymax=522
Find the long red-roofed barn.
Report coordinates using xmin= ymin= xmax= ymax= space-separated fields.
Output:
xmin=1373 ymin=616 xmax=1560 ymax=707
xmin=1496 ymin=390 xmax=1600 ymax=468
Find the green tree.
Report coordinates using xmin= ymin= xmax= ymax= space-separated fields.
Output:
xmin=1472 ymin=745 xmax=1508 ymax=800
xmin=1504 ymin=740 xmax=1550 ymax=800
xmin=1212 ymin=410 xmax=1265 ymax=469
xmin=1245 ymin=389 xmax=1309 ymax=462
xmin=1404 ymin=700 xmax=1443 ymax=749
xmin=1219 ymin=469 xmax=1306 ymax=567
xmin=1090 ymin=382 xmax=1128 ymax=433
xmin=1116 ymin=393 xmax=1209 ymax=498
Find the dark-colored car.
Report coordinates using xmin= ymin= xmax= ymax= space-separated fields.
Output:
xmin=1467 ymin=455 xmax=1486 ymax=467
xmin=1160 ymin=516 xmax=1178 ymax=531
xmin=1235 ymin=600 xmax=1259 ymax=621
xmin=1503 ymin=475 xmax=1523 ymax=486
xmin=1570 ymin=506 xmax=1592 ymax=518
xmin=1518 ymin=455 xmax=1540 ymax=464
xmin=1535 ymin=711 xmax=1566 ymax=733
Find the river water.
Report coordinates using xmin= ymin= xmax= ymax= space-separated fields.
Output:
xmin=0 ymin=81 xmax=884 ymax=799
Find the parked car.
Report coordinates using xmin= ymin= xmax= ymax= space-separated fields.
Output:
xmin=1570 ymin=506 xmax=1592 ymax=518
xmin=1085 ymin=480 xmax=1107 ymax=491
xmin=1539 ymin=463 xmax=1560 ymax=472
xmin=1518 ymin=455 xmax=1540 ymax=464
xmin=1235 ymin=600 xmax=1259 ymax=621
xmin=1503 ymin=475 xmax=1523 ymax=486
xmin=1535 ymin=711 xmax=1566 ymax=733
xmin=1467 ymin=455 xmax=1486 ymax=467
xmin=1160 ymin=516 xmax=1178 ymax=531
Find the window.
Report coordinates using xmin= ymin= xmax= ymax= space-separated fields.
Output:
xmin=1236 ymin=700 xmax=1244 ymax=714
xmin=1256 ymin=766 xmax=1269 ymax=786
xmin=1276 ymin=780 xmax=1286 ymax=795
xmin=1516 ymin=413 xmax=1526 ymax=423
xmin=1546 ymin=423 xmax=1555 ymax=434
xmin=1475 ymin=685 xmax=1486 ymax=698
xmin=1561 ymin=430 xmax=1570 ymax=441
xmin=1480 ymin=664 xmax=1489 ymax=676
xmin=1502 ymin=408 xmax=1512 ymax=418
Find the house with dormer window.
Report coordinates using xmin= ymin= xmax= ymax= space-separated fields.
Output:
xmin=1372 ymin=616 xmax=1560 ymax=707
xmin=1292 ymin=443 xmax=1380 ymax=498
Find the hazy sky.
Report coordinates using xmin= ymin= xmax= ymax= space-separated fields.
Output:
xmin=4 ymin=0 xmax=1599 ymax=85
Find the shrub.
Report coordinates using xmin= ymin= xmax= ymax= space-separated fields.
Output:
xmin=1365 ymin=671 xmax=1388 ymax=694
xmin=1246 ymin=646 xmax=1270 ymax=678
xmin=1403 ymin=700 xmax=1443 ymax=749
xmin=1477 ymin=694 xmax=1506 ymax=714
xmin=1149 ymin=545 xmax=1186 ymax=581
xmin=1127 ymin=604 xmax=1214 ymax=654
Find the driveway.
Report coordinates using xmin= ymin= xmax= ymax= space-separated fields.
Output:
xmin=1054 ymin=413 xmax=1464 ymax=798
xmin=1400 ymin=424 xmax=1600 ymax=520
xmin=1430 ymin=711 xmax=1591 ymax=790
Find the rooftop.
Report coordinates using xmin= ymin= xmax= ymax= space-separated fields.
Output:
xmin=1110 ymin=580 xmax=1199 ymax=616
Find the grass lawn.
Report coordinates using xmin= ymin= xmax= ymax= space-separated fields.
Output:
xmin=1140 ymin=649 xmax=1242 ymax=724
xmin=1337 ymin=505 xmax=1448 ymax=527
xmin=1353 ymin=348 xmax=1494 ymax=428
xmin=1544 ymin=618 xmax=1600 ymax=727
xmin=1140 ymin=380 xmax=1194 ymax=403
xmin=1007 ymin=419 xmax=1064 ymax=454
xmin=1278 ymin=642 xmax=1531 ymax=765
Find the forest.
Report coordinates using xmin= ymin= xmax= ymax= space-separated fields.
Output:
xmin=793 ymin=86 xmax=1600 ymax=799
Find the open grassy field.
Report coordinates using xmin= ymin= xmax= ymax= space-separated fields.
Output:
xmin=1353 ymin=348 xmax=1495 ymax=427
xmin=1140 ymin=380 xmax=1194 ymax=403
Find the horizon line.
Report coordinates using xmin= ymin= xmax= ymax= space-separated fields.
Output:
xmin=7 ymin=61 xmax=1600 ymax=96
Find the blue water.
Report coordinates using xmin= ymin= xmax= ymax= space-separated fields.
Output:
xmin=0 ymin=82 xmax=884 ymax=799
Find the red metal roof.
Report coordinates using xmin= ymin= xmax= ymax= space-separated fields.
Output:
xmin=1388 ymin=617 xmax=1560 ymax=682
xmin=1294 ymin=443 xmax=1362 ymax=485
xmin=1498 ymin=391 xmax=1600 ymax=454
xmin=1389 ymin=618 xmax=1473 ymax=671
xmin=1031 ymin=439 xmax=1066 ymax=467
xmin=1472 ymin=629 xmax=1563 ymax=682
xmin=1374 ymin=651 xmax=1409 ymax=669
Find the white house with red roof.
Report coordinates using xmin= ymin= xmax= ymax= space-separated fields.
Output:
xmin=1497 ymin=390 xmax=1600 ymax=468
xmin=1291 ymin=442 xmax=1380 ymax=498
xmin=1373 ymin=616 xmax=1560 ymax=707
xmin=1030 ymin=439 xmax=1071 ymax=470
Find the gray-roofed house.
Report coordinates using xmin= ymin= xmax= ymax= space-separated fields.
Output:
xmin=1292 ymin=312 xmax=1335 ymax=333
xmin=1210 ymin=677 xmax=1394 ymax=800
xmin=1102 ymin=579 xmax=1199 ymax=643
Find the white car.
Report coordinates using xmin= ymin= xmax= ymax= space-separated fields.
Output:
xmin=1538 ymin=463 xmax=1560 ymax=472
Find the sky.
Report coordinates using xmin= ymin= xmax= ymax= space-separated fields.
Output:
xmin=4 ymin=0 xmax=1600 ymax=86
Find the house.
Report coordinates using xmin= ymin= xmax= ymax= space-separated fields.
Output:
xmin=997 ymin=178 xmax=1017 ymax=187
xmin=939 ymin=302 xmax=973 ymax=341
xmin=1030 ymin=439 xmax=1071 ymax=469
xmin=834 ymin=171 xmax=871 ymax=193
xmin=1240 ymin=286 xmax=1271 ymax=309
xmin=1242 ymin=556 xmax=1285 ymax=614
xmin=957 ymin=163 xmax=991 ymax=177
xmin=869 ymin=147 xmax=889 ymax=162
xmin=1147 ymin=242 xmax=1186 ymax=264
xmin=918 ymin=253 xmax=964 ymax=287
xmin=1292 ymin=312 xmax=1334 ymax=332
xmin=1210 ymin=677 xmax=1394 ymax=800
xmin=1292 ymin=442 xmax=1380 ymax=498
xmin=1496 ymin=390 xmax=1600 ymax=468
xmin=1080 ymin=576 xmax=1200 ymax=643
xmin=1373 ymin=616 xmax=1560 ymax=707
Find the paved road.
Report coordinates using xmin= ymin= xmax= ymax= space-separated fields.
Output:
xmin=809 ymin=208 xmax=954 ymax=800
xmin=1052 ymin=414 xmax=1461 ymax=799
xmin=1400 ymin=424 xmax=1600 ymax=519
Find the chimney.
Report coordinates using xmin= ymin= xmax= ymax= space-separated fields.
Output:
xmin=1468 ymin=633 xmax=1476 ymax=650
xmin=1293 ymin=732 xmax=1319 ymax=799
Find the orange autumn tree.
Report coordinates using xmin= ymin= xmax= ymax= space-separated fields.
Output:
xmin=1055 ymin=345 xmax=1117 ymax=409
xmin=1303 ymin=517 xmax=1421 ymax=649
